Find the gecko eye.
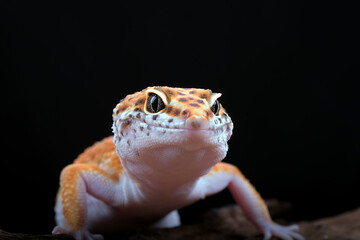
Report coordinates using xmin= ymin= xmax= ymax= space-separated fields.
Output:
xmin=146 ymin=93 xmax=166 ymax=113
xmin=210 ymin=100 xmax=220 ymax=115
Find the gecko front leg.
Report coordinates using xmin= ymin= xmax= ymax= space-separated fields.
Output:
xmin=53 ymin=163 xmax=122 ymax=240
xmin=151 ymin=210 xmax=181 ymax=229
xmin=200 ymin=163 xmax=304 ymax=240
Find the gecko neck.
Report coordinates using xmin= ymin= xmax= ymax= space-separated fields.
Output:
xmin=119 ymin=145 xmax=223 ymax=195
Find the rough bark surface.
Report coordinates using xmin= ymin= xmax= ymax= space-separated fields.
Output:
xmin=1 ymin=200 xmax=359 ymax=240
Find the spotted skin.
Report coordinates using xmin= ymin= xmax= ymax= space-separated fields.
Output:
xmin=114 ymin=87 xmax=226 ymax=122
xmin=53 ymin=87 xmax=304 ymax=240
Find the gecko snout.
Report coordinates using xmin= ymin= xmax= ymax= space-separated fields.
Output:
xmin=184 ymin=115 xmax=210 ymax=130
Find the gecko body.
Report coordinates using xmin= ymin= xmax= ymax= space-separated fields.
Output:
xmin=53 ymin=86 xmax=304 ymax=240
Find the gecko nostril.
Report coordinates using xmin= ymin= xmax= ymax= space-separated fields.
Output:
xmin=190 ymin=121 xmax=201 ymax=129
xmin=181 ymin=110 xmax=190 ymax=118
xmin=185 ymin=117 xmax=209 ymax=130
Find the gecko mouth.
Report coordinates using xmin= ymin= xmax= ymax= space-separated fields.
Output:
xmin=114 ymin=118 xmax=232 ymax=152
xmin=117 ymin=117 xmax=231 ymax=131
xmin=114 ymin=117 xmax=233 ymax=143
xmin=131 ymin=118 xmax=231 ymax=133
xmin=141 ymin=121 xmax=232 ymax=144
xmin=150 ymin=123 xmax=231 ymax=134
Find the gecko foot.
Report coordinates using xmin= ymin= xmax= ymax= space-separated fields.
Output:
xmin=52 ymin=226 xmax=104 ymax=240
xmin=261 ymin=223 xmax=305 ymax=240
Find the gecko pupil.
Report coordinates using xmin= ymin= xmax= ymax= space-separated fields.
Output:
xmin=147 ymin=93 xmax=165 ymax=113
xmin=210 ymin=100 xmax=220 ymax=115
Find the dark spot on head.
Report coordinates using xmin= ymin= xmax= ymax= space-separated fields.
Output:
xmin=121 ymin=106 xmax=128 ymax=112
xmin=165 ymin=106 xmax=173 ymax=114
xmin=147 ymin=125 xmax=151 ymax=130
xmin=168 ymin=118 xmax=173 ymax=123
xmin=205 ymin=110 xmax=212 ymax=118
xmin=189 ymin=90 xmax=196 ymax=94
xmin=146 ymin=132 xmax=150 ymax=136
xmin=218 ymin=118 xmax=222 ymax=124
xmin=128 ymin=114 xmax=133 ymax=118
xmin=177 ymin=91 xmax=186 ymax=96
xmin=127 ymin=140 xmax=131 ymax=146
xmin=134 ymin=107 xmax=141 ymax=112
xmin=200 ymin=94 xmax=208 ymax=99
xmin=189 ymin=103 xmax=200 ymax=107
xmin=152 ymin=115 xmax=159 ymax=120
xmin=173 ymin=108 xmax=181 ymax=116
xmin=226 ymin=125 xmax=231 ymax=132
xmin=196 ymin=99 xmax=204 ymax=104
xmin=116 ymin=105 xmax=128 ymax=115
xmin=121 ymin=120 xmax=131 ymax=130
xmin=139 ymin=126 xmax=144 ymax=131
xmin=178 ymin=98 xmax=188 ymax=102
xmin=135 ymin=98 xmax=145 ymax=106
xmin=136 ymin=113 xmax=141 ymax=119
xmin=188 ymin=97 xmax=194 ymax=101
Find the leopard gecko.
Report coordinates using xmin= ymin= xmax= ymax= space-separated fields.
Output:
xmin=53 ymin=86 xmax=304 ymax=240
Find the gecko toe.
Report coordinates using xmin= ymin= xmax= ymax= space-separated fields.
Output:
xmin=261 ymin=223 xmax=305 ymax=240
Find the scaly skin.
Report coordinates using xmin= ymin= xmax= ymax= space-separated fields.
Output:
xmin=53 ymin=86 xmax=304 ymax=240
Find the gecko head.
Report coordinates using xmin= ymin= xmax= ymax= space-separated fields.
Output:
xmin=112 ymin=86 xmax=233 ymax=180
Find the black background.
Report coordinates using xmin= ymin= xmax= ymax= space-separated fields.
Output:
xmin=1 ymin=1 xmax=359 ymax=234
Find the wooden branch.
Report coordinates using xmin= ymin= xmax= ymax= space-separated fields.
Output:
xmin=1 ymin=201 xmax=359 ymax=240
